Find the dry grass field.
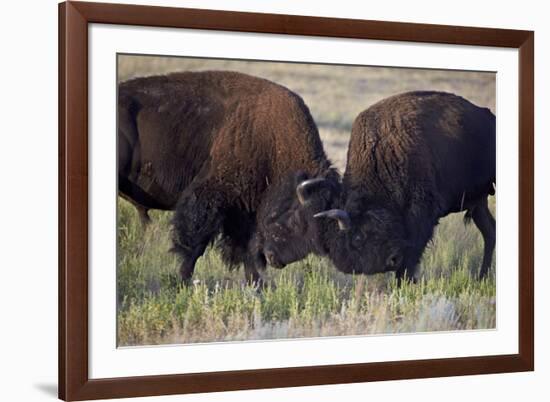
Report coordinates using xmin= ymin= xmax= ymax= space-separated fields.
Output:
xmin=117 ymin=55 xmax=496 ymax=346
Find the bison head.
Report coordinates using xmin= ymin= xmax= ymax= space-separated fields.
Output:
xmin=261 ymin=174 xmax=413 ymax=275
xmin=318 ymin=201 xmax=411 ymax=275
xmin=259 ymin=171 xmax=339 ymax=269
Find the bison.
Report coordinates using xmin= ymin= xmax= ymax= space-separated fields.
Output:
xmin=118 ymin=71 xmax=337 ymax=285
xmin=260 ymin=91 xmax=496 ymax=282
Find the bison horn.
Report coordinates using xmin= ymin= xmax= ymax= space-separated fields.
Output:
xmin=296 ymin=178 xmax=327 ymax=205
xmin=314 ymin=209 xmax=351 ymax=231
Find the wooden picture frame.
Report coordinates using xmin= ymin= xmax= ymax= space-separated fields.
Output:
xmin=59 ymin=1 xmax=534 ymax=400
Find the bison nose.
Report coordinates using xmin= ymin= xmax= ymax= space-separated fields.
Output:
xmin=265 ymin=250 xmax=276 ymax=265
xmin=264 ymin=249 xmax=284 ymax=268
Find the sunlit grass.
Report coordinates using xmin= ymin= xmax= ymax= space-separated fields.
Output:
xmin=117 ymin=198 xmax=496 ymax=346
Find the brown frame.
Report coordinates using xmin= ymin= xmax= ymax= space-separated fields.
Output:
xmin=59 ymin=1 xmax=534 ymax=400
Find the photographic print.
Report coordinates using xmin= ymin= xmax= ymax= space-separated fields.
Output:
xmin=116 ymin=54 xmax=496 ymax=347
xmin=59 ymin=4 xmax=533 ymax=399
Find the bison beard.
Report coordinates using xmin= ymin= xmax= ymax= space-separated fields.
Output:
xmin=118 ymin=71 xmax=335 ymax=285
xmin=261 ymin=91 xmax=496 ymax=282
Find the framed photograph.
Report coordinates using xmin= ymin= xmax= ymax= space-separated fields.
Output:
xmin=59 ymin=1 xmax=534 ymax=400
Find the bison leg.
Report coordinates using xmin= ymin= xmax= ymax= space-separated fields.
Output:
xmin=243 ymin=251 xmax=266 ymax=288
xmin=176 ymin=244 xmax=209 ymax=284
xmin=136 ymin=205 xmax=151 ymax=227
xmin=395 ymin=266 xmax=418 ymax=286
xmin=119 ymin=191 xmax=152 ymax=228
xmin=171 ymin=183 xmax=226 ymax=284
xmin=471 ymin=197 xmax=496 ymax=279
xmin=244 ymin=262 xmax=262 ymax=286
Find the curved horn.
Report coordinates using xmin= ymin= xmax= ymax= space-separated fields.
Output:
xmin=296 ymin=178 xmax=327 ymax=205
xmin=314 ymin=209 xmax=351 ymax=231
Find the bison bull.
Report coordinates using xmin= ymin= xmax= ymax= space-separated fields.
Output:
xmin=260 ymin=91 xmax=496 ymax=282
xmin=118 ymin=71 xmax=336 ymax=285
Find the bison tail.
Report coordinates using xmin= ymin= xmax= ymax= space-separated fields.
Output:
xmin=489 ymin=181 xmax=496 ymax=196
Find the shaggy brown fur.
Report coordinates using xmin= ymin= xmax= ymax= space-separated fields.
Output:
xmin=337 ymin=91 xmax=495 ymax=279
xmin=118 ymin=71 xmax=335 ymax=284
